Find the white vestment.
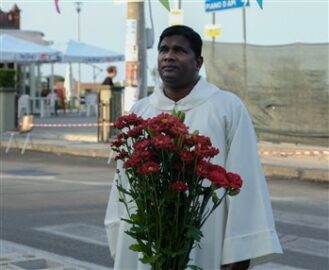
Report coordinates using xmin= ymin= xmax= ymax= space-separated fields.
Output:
xmin=105 ymin=77 xmax=282 ymax=270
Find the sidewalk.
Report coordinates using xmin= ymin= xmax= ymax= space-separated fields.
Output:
xmin=1 ymin=113 xmax=328 ymax=182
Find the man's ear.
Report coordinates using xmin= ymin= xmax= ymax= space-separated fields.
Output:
xmin=196 ymin=56 xmax=203 ymax=71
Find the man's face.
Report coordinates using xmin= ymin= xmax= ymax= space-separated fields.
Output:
xmin=109 ymin=69 xmax=117 ymax=78
xmin=157 ymin=35 xmax=203 ymax=88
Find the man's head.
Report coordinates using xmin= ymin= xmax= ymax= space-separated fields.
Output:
xmin=157 ymin=25 xmax=203 ymax=90
xmin=158 ymin=25 xmax=202 ymax=58
xmin=106 ymin=66 xmax=117 ymax=78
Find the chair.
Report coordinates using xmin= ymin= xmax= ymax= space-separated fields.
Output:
xmin=86 ymin=94 xmax=98 ymax=117
xmin=5 ymin=115 xmax=34 ymax=155
xmin=17 ymin=94 xmax=30 ymax=117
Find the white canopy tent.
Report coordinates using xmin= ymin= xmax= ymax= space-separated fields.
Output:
xmin=0 ymin=34 xmax=62 ymax=63
xmin=60 ymin=40 xmax=124 ymax=63
xmin=52 ymin=40 xmax=125 ymax=96
xmin=0 ymin=34 xmax=63 ymax=116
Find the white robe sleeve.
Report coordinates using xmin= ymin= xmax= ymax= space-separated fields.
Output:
xmin=104 ymin=160 xmax=126 ymax=258
xmin=221 ymin=97 xmax=283 ymax=266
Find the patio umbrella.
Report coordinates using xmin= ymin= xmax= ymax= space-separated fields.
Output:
xmin=61 ymin=40 xmax=124 ymax=63
xmin=63 ymin=63 xmax=75 ymax=102
xmin=0 ymin=34 xmax=62 ymax=63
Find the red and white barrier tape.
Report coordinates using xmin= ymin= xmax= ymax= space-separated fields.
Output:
xmin=32 ymin=122 xmax=114 ymax=128
xmin=30 ymin=122 xmax=329 ymax=157
xmin=259 ymin=150 xmax=329 ymax=157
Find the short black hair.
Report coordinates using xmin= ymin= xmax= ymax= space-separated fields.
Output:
xmin=106 ymin=66 xmax=117 ymax=73
xmin=158 ymin=25 xmax=202 ymax=58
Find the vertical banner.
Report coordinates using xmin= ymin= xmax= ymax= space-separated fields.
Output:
xmin=125 ymin=18 xmax=138 ymax=112
xmin=124 ymin=62 xmax=138 ymax=113
xmin=125 ymin=62 xmax=138 ymax=87
xmin=124 ymin=86 xmax=138 ymax=113
xmin=125 ymin=19 xmax=138 ymax=62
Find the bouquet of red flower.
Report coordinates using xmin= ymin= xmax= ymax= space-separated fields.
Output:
xmin=111 ymin=111 xmax=243 ymax=270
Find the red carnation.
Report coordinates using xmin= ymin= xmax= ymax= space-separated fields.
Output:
xmin=138 ymin=161 xmax=160 ymax=175
xmin=227 ymin=172 xmax=243 ymax=189
xmin=208 ymin=165 xmax=229 ymax=188
xmin=127 ymin=124 xmax=145 ymax=137
xmin=169 ymin=123 xmax=189 ymax=136
xmin=134 ymin=139 xmax=151 ymax=151
xmin=114 ymin=150 xmax=129 ymax=161
xmin=152 ymin=135 xmax=173 ymax=149
xmin=124 ymin=150 xmax=152 ymax=169
xmin=180 ymin=150 xmax=195 ymax=163
xmin=170 ymin=181 xmax=188 ymax=192
xmin=111 ymin=137 xmax=124 ymax=148
xmin=192 ymin=135 xmax=211 ymax=146
xmin=114 ymin=113 xmax=144 ymax=129
xmin=196 ymin=160 xmax=212 ymax=178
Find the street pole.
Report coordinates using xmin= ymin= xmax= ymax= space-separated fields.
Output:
xmin=75 ymin=1 xmax=83 ymax=101
xmin=242 ymin=7 xmax=247 ymax=44
xmin=212 ymin=12 xmax=216 ymax=43
xmin=125 ymin=0 xmax=147 ymax=112
xmin=242 ymin=7 xmax=248 ymax=101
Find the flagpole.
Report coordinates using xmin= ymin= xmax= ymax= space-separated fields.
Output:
xmin=75 ymin=1 xmax=83 ymax=108
xmin=242 ymin=7 xmax=247 ymax=101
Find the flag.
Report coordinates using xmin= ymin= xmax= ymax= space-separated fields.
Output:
xmin=159 ymin=0 xmax=170 ymax=11
xmin=54 ymin=0 xmax=61 ymax=14
xmin=256 ymin=0 xmax=263 ymax=9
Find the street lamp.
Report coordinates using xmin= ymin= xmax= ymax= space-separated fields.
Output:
xmin=74 ymin=2 xmax=83 ymax=41
xmin=74 ymin=1 xmax=83 ymax=99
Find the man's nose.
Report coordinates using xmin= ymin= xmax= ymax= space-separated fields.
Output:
xmin=163 ymin=50 xmax=175 ymax=60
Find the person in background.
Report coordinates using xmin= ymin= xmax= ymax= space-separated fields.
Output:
xmin=55 ymin=88 xmax=66 ymax=114
xmin=105 ymin=25 xmax=282 ymax=270
xmin=102 ymin=66 xmax=117 ymax=87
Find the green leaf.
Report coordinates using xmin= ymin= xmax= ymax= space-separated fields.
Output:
xmin=117 ymin=186 xmax=133 ymax=197
xmin=129 ymin=243 xmax=145 ymax=252
xmin=140 ymin=254 xmax=161 ymax=264
xmin=187 ymin=265 xmax=203 ymax=270
xmin=228 ymin=188 xmax=240 ymax=196
xmin=159 ymin=0 xmax=170 ymax=11
xmin=129 ymin=244 xmax=142 ymax=252
xmin=186 ymin=225 xmax=203 ymax=242
xmin=211 ymin=190 xmax=219 ymax=204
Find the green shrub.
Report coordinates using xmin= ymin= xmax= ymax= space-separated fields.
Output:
xmin=0 ymin=68 xmax=16 ymax=87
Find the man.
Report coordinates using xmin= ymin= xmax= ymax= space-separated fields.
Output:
xmin=105 ymin=25 xmax=282 ymax=270
xmin=102 ymin=65 xmax=117 ymax=86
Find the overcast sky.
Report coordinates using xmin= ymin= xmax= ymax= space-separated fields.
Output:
xmin=1 ymin=0 xmax=328 ymax=84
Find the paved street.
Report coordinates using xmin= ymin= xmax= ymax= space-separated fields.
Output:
xmin=1 ymin=151 xmax=115 ymax=269
xmin=1 ymin=151 xmax=328 ymax=269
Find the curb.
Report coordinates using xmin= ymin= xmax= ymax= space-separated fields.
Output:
xmin=262 ymin=160 xmax=328 ymax=182
xmin=1 ymin=139 xmax=328 ymax=182
xmin=0 ymin=139 xmax=110 ymax=159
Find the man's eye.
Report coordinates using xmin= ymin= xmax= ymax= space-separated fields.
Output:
xmin=175 ymin=48 xmax=185 ymax=53
xmin=159 ymin=47 xmax=168 ymax=53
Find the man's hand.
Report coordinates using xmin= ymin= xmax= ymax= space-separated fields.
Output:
xmin=222 ymin=259 xmax=250 ymax=270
